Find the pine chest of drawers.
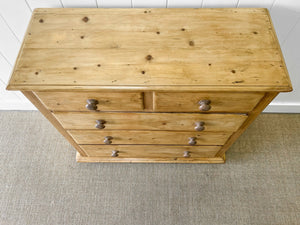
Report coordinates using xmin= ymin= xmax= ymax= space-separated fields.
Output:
xmin=7 ymin=8 xmax=292 ymax=163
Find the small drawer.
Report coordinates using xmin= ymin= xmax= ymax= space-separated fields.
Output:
xmin=80 ymin=145 xmax=222 ymax=158
xmin=54 ymin=112 xmax=247 ymax=132
xmin=68 ymin=130 xmax=232 ymax=145
xmin=34 ymin=91 xmax=144 ymax=111
xmin=154 ymin=92 xmax=264 ymax=113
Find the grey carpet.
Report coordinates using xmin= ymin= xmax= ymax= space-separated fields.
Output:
xmin=0 ymin=111 xmax=299 ymax=225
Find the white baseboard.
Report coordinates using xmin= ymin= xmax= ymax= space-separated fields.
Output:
xmin=263 ymin=103 xmax=300 ymax=113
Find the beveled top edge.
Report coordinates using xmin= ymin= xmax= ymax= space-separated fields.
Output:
xmin=7 ymin=84 xmax=292 ymax=92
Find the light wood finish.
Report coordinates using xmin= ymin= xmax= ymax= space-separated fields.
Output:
xmin=34 ymin=91 xmax=144 ymax=111
xmin=8 ymin=85 xmax=292 ymax=92
xmin=81 ymin=145 xmax=221 ymax=158
xmin=68 ymin=130 xmax=231 ymax=145
xmin=155 ymin=92 xmax=264 ymax=113
xmin=54 ymin=112 xmax=247 ymax=131
xmin=17 ymin=48 xmax=282 ymax=65
xmin=7 ymin=9 xmax=293 ymax=163
xmin=10 ymin=61 xmax=289 ymax=90
xmin=76 ymin=152 xmax=225 ymax=163
xmin=216 ymin=92 xmax=278 ymax=157
xmin=21 ymin=91 xmax=87 ymax=156
xmin=7 ymin=8 xmax=292 ymax=92
xmin=143 ymin=92 xmax=154 ymax=110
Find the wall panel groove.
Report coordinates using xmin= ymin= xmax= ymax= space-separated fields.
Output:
xmin=25 ymin=0 xmax=33 ymax=12
xmin=0 ymin=14 xmax=20 ymax=43
xmin=0 ymin=15 xmax=21 ymax=65
xmin=0 ymin=0 xmax=31 ymax=41
xmin=270 ymin=0 xmax=277 ymax=10
xmin=59 ymin=0 xmax=64 ymax=8
xmin=26 ymin=0 xmax=63 ymax=10
xmin=282 ymin=17 xmax=300 ymax=46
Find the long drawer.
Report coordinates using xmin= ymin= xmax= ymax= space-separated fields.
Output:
xmin=68 ymin=130 xmax=232 ymax=145
xmin=35 ymin=91 xmax=144 ymax=111
xmin=54 ymin=112 xmax=247 ymax=131
xmin=80 ymin=145 xmax=222 ymax=158
xmin=154 ymin=92 xmax=264 ymax=112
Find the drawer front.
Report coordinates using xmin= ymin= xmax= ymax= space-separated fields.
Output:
xmin=54 ymin=112 xmax=247 ymax=132
xmin=68 ymin=130 xmax=231 ymax=145
xmin=35 ymin=91 xmax=144 ymax=111
xmin=154 ymin=92 xmax=264 ymax=112
xmin=81 ymin=145 xmax=221 ymax=158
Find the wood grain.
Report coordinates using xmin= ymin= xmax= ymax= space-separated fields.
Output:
xmin=76 ymin=152 xmax=225 ymax=163
xmin=80 ymin=145 xmax=222 ymax=158
xmin=7 ymin=85 xmax=292 ymax=92
xmin=21 ymin=91 xmax=87 ymax=156
xmin=216 ymin=92 xmax=278 ymax=157
xmin=25 ymin=29 xmax=275 ymax=49
xmin=12 ymin=62 xmax=289 ymax=88
xmin=68 ymin=130 xmax=232 ymax=145
xmin=17 ymin=48 xmax=282 ymax=65
xmin=7 ymin=8 xmax=292 ymax=92
xmin=143 ymin=92 xmax=153 ymax=110
xmin=29 ymin=8 xmax=270 ymax=32
xmin=53 ymin=112 xmax=247 ymax=131
xmin=155 ymin=92 xmax=264 ymax=113
xmin=35 ymin=91 xmax=144 ymax=111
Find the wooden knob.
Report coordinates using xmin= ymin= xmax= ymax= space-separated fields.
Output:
xmin=95 ymin=120 xmax=106 ymax=129
xmin=104 ymin=136 xmax=113 ymax=145
xmin=86 ymin=99 xmax=98 ymax=110
xmin=195 ymin=121 xmax=205 ymax=131
xmin=111 ymin=150 xmax=119 ymax=157
xmin=188 ymin=137 xmax=197 ymax=145
xmin=198 ymin=100 xmax=211 ymax=111
xmin=183 ymin=151 xmax=190 ymax=158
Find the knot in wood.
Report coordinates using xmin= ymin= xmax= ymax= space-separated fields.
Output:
xmin=82 ymin=17 xmax=89 ymax=23
xmin=146 ymin=55 xmax=153 ymax=61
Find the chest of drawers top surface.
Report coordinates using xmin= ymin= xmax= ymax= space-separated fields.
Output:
xmin=7 ymin=8 xmax=292 ymax=92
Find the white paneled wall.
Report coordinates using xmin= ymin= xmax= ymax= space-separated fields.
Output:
xmin=62 ymin=0 xmax=96 ymax=8
xmin=168 ymin=0 xmax=203 ymax=8
xmin=26 ymin=0 xmax=62 ymax=10
xmin=99 ymin=0 xmax=131 ymax=8
xmin=133 ymin=0 xmax=166 ymax=8
xmin=202 ymin=0 xmax=239 ymax=8
xmin=0 ymin=0 xmax=299 ymax=112
xmin=237 ymin=0 xmax=275 ymax=9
